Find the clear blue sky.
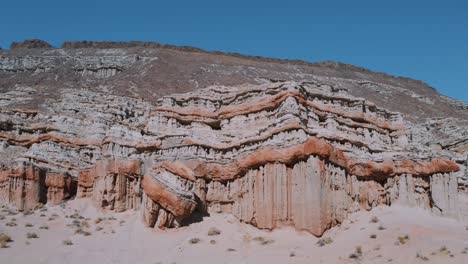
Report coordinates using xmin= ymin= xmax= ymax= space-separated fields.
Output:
xmin=1 ymin=0 xmax=467 ymax=102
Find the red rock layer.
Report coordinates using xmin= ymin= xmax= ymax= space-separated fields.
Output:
xmin=0 ymin=163 xmax=75 ymax=210
xmin=78 ymin=159 xmax=142 ymax=212
xmin=187 ymin=137 xmax=459 ymax=181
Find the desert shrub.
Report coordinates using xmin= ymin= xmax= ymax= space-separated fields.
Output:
xmin=316 ymin=237 xmax=333 ymax=247
xmin=210 ymin=240 xmax=216 ymax=244
xmin=0 ymin=233 xmax=13 ymax=246
xmin=397 ymin=234 xmax=410 ymax=245
xmin=378 ymin=225 xmax=385 ymax=230
xmin=25 ymin=223 xmax=33 ymax=227
xmin=370 ymin=234 xmax=377 ymax=239
xmin=370 ymin=216 xmax=379 ymax=223
xmin=81 ymin=220 xmax=90 ymax=228
xmin=5 ymin=222 xmax=17 ymax=227
xmin=227 ymin=248 xmax=236 ymax=252
xmin=39 ymin=225 xmax=49 ymax=230
xmin=416 ymin=253 xmax=429 ymax=261
xmin=26 ymin=232 xmax=38 ymax=239
xmin=94 ymin=218 xmax=103 ymax=224
xmin=189 ymin=238 xmax=201 ymax=244
xmin=63 ymin=240 xmax=73 ymax=246
xmin=207 ymin=227 xmax=221 ymax=236
xmin=349 ymin=245 xmax=363 ymax=259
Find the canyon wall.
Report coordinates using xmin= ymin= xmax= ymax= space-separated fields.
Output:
xmin=0 ymin=80 xmax=466 ymax=236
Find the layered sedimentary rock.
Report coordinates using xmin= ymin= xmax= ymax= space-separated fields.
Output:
xmin=78 ymin=159 xmax=142 ymax=212
xmin=0 ymin=162 xmax=74 ymax=210
xmin=0 ymin=41 xmax=466 ymax=236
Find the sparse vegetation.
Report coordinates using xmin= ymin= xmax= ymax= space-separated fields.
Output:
xmin=252 ymin=236 xmax=274 ymax=245
xmin=95 ymin=226 xmax=103 ymax=231
xmin=0 ymin=233 xmax=13 ymax=248
xmin=39 ymin=225 xmax=49 ymax=230
xmin=63 ymin=240 xmax=73 ymax=246
xmin=207 ymin=227 xmax=221 ymax=236
xmin=5 ymin=221 xmax=17 ymax=227
xmin=81 ymin=220 xmax=90 ymax=228
xmin=8 ymin=210 xmax=18 ymax=216
xmin=23 ymin=210 xmax=34 ymax=216
xmin=349 ymin=245 xmax=363 ymax=259
xmin=227 ymin=248 xmax=236 ymax=252
xmin=290 ymin=251 xmax=296 ymax=257
xmin=94 ymin=218 xmax=103 ymax=224
xmin=370 ymin=234 xmax=377 ymax=239
xmin=75 ymin=228 xmax=84 ymax=235
xmin=25 ymin=223 xmax=33 ymax=227
xmin=461 ymin=246 xmax=467 ymax=254
xmin=26 ymin=232 xmax=38 ymax=239
xmin=416 ymin=252 xmax=429 ymax=261
xmin=378 ymin=225 xmax=385 ymax=230
xmin=316 ymin=237 xmax=333 ymax=247
xmin=438 ymin=245 xmax=452 ymax=256
xmin=189 ymin=238 xmax=201 ymax=244
xmin=397 ymin=234 xmax=410 ymax=245
xmin=370 ymin=216 xmax=379 ymax=223
xmin=210 ymin=240 xmax=216 ymax=244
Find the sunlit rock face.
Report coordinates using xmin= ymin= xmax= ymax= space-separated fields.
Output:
xmin=0 ymin=78 xmax=465 ymax=236
xmin=1 ymin=40 xmax=467 ymax=236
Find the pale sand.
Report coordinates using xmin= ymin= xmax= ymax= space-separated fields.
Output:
xmin=1 ymin=199 xmax=467 ymax=264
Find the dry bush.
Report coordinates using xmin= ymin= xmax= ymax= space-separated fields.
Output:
xmin=350 ymin=245 xmax=363 ymax=259
xmin=189 ymin=238 xmax=201 ymax=244
xmin=26 ymin=232 xmax=38 ymax=239
xmin=207 ymin=227 xmax=221 ymax=236
xmin=416 ymin=252 xmax=429 ymax=261
xmin=63 ymin=240 xmax=73 ymax=246
xmin=316 ymin=237 xmax=333 ymax=247
xmin=5 ymin=222 xmax=17 ymax=227
xmin=397 ymin=234 xmax=410 ymax=245
xmin=0 ymin=233 xmax=13 ymax=248
xmin=370 ymin=216 xmax=379 ymax=223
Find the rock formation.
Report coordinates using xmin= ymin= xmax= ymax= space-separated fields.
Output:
xmin=0 ymin=40 xmax=466 ymax=236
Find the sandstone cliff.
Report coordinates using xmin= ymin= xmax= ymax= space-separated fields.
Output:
xmin=0 ymin=40 xmax=467 ymax=236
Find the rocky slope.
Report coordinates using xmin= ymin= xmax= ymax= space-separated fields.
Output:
xmin=0 ymin=40 xmax=467 ymax=236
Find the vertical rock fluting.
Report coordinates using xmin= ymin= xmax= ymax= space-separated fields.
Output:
xmin=141 ymin=163 xmax=198 ymax=228
xmin=77 ymin=159 xmax=143 ymax=212
xmin=0 ymin=80 xmax=465 ymax=236
xmin=196 ymin=156 xmax=459 ymax=236
xmin=0 ymin=163 xmax=75 ymax=210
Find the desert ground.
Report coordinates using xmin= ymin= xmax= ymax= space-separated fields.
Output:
xmin=0 ymin=199 xmax=467 ymax=264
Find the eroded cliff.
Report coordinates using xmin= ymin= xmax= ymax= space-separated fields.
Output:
xmin=0 ymin=74 xmax=466 ymax=235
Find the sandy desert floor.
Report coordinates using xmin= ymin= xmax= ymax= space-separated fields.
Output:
xmin=0 ymin=199 xmax=467 ymax=264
